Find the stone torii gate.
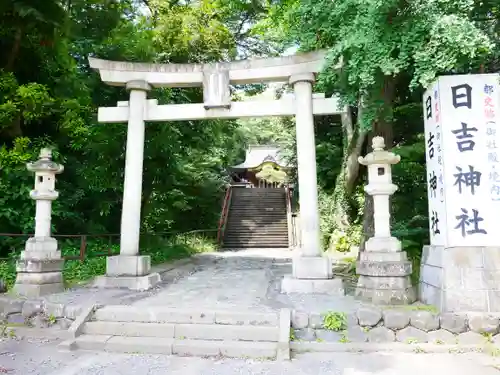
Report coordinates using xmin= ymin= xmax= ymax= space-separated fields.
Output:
xmin=89 ymin=51 xmax=346 ymax=292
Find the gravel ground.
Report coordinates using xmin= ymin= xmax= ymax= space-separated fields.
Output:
xmin=2 ymin=338 xmax=500 ymax=375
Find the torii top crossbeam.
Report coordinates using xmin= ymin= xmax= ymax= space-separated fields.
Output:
xmin=88 ymin=51 xmax=327 ymax=87
xmin=88 ymin=51 xmax=345 ymax=122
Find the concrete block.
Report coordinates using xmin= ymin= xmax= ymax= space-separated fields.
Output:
xmin=409 ymin=311 xmax=440 ymax=332
xmin=427 ymin=329 xmax=456 ymax=344
xmin=364 ymin=237 xmax=401 ymax=252
xmin=281 ymin=275 xmax=344 ymax=295
xmin=23 ymin=237 xmax=58 ymax=254
xmin=395 ymin=327 xmax=428 ymax=343
xmin=421 ymin=245 xmax=443 ymax=268
xmin=106 ymin=255 xmax=151 ymax=277
xmin=442 ymin=289 xmax=488 ymax=312
xmin=382 ymin=309 xmax=410 ymax=330
xmin=420 ymin=264 xmax=442 ymax=288
xmin=219 ymin=340 xmax=277 ymax=359
xmin=277 ymin=308 xmax=291 ymax=360
xmin=419 ymin=282 xmax=443 ymax=309
xmin=173 ymin=339 xmax=220 ymax=356
xmin=488 ymin=291 xmax=500 ymax=311
xmin=21 ymin=300 xmax=42 ymax=318
xmin=467 ymin=314 xmax=500 ymax=334
xmin=83 ymin=321 xmax=175 ymax=338
xmin=355 ymin=281 xmax=416 ymax=305
xmin=64 ymin=304 xmax=85 ymax=320
xmin=174 ymin=323 xmax=278 ymax=341
xmin=443 ymin=246 xmax=484 ymax=269
xmin=294 ymin=328 xmax=316 ymax=341
xmin=16 ymin=259 xmax=63 ymax=273
xmin=420 ymin=245 xmax=500 ymax=313
xmin=15 ymin=271 xmax=63 ymax=284
xmin=105 ymin=336 xmax=173 ymax=354
xmin=12 ymin=282 xmax=63 ymax=298
xmin=356 ymin=275 xmax=412 ymax=290
xmin=367 ymin=327 xmax=395 ymax=343
xmin=359 ymin=252 xmax=407 ymax=262
xmin=93 ymin=272 xmax=160 ymax=291
xmin=44 ymin=301 xmax=65 ymax=318
xmin=440 ymin=313 xmax=467 ymax=334
xmin=291 ymin=311 xmax=309 ymax=329
xmin=308 ymin=312 xmax=323 ymax=329
xmin=356 ymin=260 xmax=412 ymax=277
xmin=344 ymin=326 xmax=368 ymax=343
xmin=483 ymin=247 xmax=500 ymax=270
xmin=0 ymin=296 xmax=24 ymax=315
xmin=356 ymin=307 xmax=382 ymax=327
xmin=292 ymin=256 xmax=332 ymax=279
xmin=214 ymin=311 xmax=278 ymax=326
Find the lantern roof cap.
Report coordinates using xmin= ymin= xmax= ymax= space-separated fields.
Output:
xmin=27 ymin=148 xmax=64 ymax=173
xmin=358 ymin=136 xmax=400 ymax=166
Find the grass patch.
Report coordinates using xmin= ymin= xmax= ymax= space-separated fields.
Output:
xmin=0 ymin=231 xmax=217 ymax=290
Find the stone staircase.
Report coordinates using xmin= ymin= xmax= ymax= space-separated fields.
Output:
xmin=223 ymin=188 xmax=289 ymax=248
xmin=61 ymin=306 xmax=290 ymax=360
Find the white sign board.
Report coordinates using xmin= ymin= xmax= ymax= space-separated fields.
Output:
xmin=423 ymin=74 xmax=500 ymax=247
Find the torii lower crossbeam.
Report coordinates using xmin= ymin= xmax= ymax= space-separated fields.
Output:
xmin=98 ymin=96 xmax=344 ymax=123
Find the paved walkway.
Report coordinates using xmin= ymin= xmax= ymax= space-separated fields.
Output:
xmin=1 ymin=338 xmax=500 ymax=375
xmin=132 ymin=250 xmax=362 ymax=313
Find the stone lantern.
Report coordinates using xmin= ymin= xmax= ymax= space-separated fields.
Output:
xmin=355 ymin=137 xmax=415 ymax=304
xmin=13 ymin=148 xmax=65 ymax=297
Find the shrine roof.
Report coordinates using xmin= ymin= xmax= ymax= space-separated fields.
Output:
xmin=230 ymin=145 xmax=292 ymax=170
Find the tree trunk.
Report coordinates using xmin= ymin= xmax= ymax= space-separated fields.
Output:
xmin=328 ymin=103 xmax=368 ymax=250
xmin=359 ymin=77 xmax=396 ymax=252
xmin=5 ymin=26 xmax=23 ymax=72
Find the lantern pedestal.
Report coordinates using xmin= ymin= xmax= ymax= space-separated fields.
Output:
xmin=354 ymin=137 xmax=416 ymax=305
xmin=12 ymin=149 xmax=65 ymax=298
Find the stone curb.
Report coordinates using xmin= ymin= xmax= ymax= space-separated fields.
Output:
xmin=68 ymin=303 xmax=99 ymax=339
xmin=277 ymin=308 xmax=291 ymax=361
xmin=290 ymin=341 xmax=493 ymax=353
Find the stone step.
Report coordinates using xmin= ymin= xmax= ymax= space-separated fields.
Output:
xmin=82 ymin=321 xmax=279 ymax=341
xmin=229 ymin=207 xmax=286 ymax=210
xmin=224 ymin=234 xmax=287 ymax=238
xmin=222 ymin=243 xmax=288 ymax=248
xmin=231 ymin=201 xmax=284 ymax=205
xmin=226 ymin=218 xmax=288 ymax=223
xmin=230 ymin=207 xmax=285 ymax=210
xmin=224 ymin=234 xmax=288 ymax=239
xmin=225 ymin=225 xmax=288 ymax=229
xmin=228 ymin=216 xmax=286 ymax=218
xmin=223 ymin=233 xmax=288 ymax=237
xmin=70 ymin=335 xmax=277 ymax=359
xmin=93 ymin=306 xmax=280 ymax=326
xmin=226 ymin=228 xmax=288 ymax=235
xmin=231 ymin=195 xmax=285 ymax=203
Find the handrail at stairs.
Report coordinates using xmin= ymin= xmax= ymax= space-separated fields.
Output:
xmin=217 ymin=185 xmax=233 ymax=246
xmin=285 ymin=185 xmax=295 ymax=248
